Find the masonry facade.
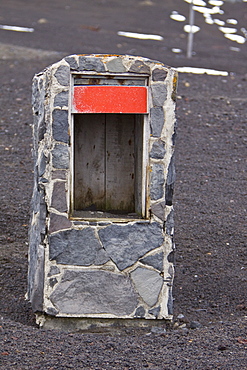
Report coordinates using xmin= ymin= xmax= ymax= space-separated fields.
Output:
xmin=28 ymin=54 xmax=178 ymax=325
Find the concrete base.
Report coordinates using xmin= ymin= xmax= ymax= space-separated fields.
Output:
xmin=36 ymin=313 xmax=172 ymax=333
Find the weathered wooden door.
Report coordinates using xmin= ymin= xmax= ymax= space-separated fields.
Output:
xmin=74 ymin=113 xmax=142 ymax=216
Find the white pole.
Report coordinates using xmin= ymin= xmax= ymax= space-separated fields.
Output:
xmin=187 ymin=0 xmax=195 ymax=58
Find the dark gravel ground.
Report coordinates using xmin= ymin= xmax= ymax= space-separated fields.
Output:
xmin=1 ymin=0 xmax=247 ymax=368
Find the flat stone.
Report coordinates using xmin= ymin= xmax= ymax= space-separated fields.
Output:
xmin=52 ymin=144 xmax=69 ymax=169
xmin=49 ymin=228 xmax=109 ymax=266
xmin=54 ymin=91 xmax=69 ymax=107
xmin=38 ymin=153 xmax=47 ymax=177
xmin=151 ymin=83 xmax=167 ymax=106
xmin=79 ymin=56 xmax=105 ymax=72
xmin=106 ymin=58 xmax=126 ymax=72
xmin=49 ymin=277 xmax=58 ymax=287
xmin=140 ymin=252 xmax=164 ymax=272
xmin=49 ymin=213 xmax=72 ymax=234
xmin=64 ymin=55 xmax=79 ymax=70
xmin=148 ymin=306 xmax=160 ymax=318
xmin=135 ymin=306 xmax=145 ymax=318
xmin=165 ymin=155 xmax=175 ymax=206
xmin=130 ymin=267 xmax=163 ymax=307
xmin=150 ymin=163 xmax=164 ymax=200
xmin=51 ymin=181 xmax=67 ymax=213
xmin=50 ymin=270 xmax=139 ymax=316
xmin=52 ymin=109 xmax=69 ymax=143
xmin=129 ymin=60 xmax=150 ymax=74
xmin=98 ymin=222 xmax=164 ymax=271
xmin=51 ymin=170 xmax=67 ymax=180
xmin=150 ymin=107 xmax=164 ymax=137
xmin=151 ymin=201 xmax=165 ymax=221
xmin=150 ymin=139 xmax=166 ymax=159
xmin=152 ymin=68 xmax=167 ymax=81
xmin=29 ymin=245 xmax=45 ymax=312
xmin=54 ymin=65 xmax=70 ymax=86
xmin=48 ymin=265 xmax=60 ymax=277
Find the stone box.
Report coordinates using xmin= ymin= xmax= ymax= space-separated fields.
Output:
xmin=28 ymin=54 xmax=177 ymax=326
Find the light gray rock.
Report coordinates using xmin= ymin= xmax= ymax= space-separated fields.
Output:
xmin=151 ymin=83 xmax=167 ymax=106
xmin=98 ymin=222 xmax=164 ymax=270
xmin=130 ymin=267 xmax=163 ymax=306
xmin=49 ymin=228 xmax=109 ymax=266
xmin=50 ymin=270 xmax=139 ymax=316
xmin=106 ymin=58 xmax=126 ymax=72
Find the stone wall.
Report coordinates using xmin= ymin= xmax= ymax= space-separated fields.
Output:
xmin=28 ymin=54 xmax=178 ymax=324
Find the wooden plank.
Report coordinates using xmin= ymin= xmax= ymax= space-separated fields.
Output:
xmin=73 ymin=86 xmax=148 ymax=113
xmin=105 ymin=114 xmax=135 ymax=213
xmin=74 ymin=114 xmax=105 ymax=210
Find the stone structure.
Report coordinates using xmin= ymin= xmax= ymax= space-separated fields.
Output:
xmin=28 ymin=54 xmax=177 ymax=328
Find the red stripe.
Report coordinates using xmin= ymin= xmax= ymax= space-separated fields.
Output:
xmin=73 ymin=86 xmax=148 ymax=113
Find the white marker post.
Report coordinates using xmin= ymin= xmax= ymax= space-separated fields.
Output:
xmin=187 ymin=0 xmax=195 ymax=58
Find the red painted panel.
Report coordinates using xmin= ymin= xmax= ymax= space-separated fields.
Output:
xmin=73 ymin=86 xmax=148 ymax=113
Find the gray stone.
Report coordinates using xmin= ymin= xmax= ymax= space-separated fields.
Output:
xmin=190 ymin=321 xmax=202 ymax=329
xmin=135 ymin=306 xmax=145 ymax=318
xmin=29 ymin=245 xmax=45 ymax=312
xmin=50 ymin=270 xmax=139 ymax=316
xmin=49 ymin=228 xmax=109 ymax=266
xmin=151 ymin=326 xmax=166 ymax=334
xmin=152 ymin=68 xmax=167 ymax=81
xmin=98 ymin=223 xmax=164 ymax=271
xmin=52 ymin=109 xmax=69 ymax=143
xmin=150 ymin=163 xmax=164 ymax=200
xmin=150 ymin=107 xmax=164 ymax=137
xmin=150 ymin=139 xmax=166 ymax=159
xmin=46 ymin=307 xmax=58 ymax=316
xmin=54 ymin=65 xmax=70 ymax=86
xmin=167 ymin=251 xmax=175 ymax=263
xmin=130 ymin=267 xmax=163 ymax=307
xmin=129 ymin=60 xmax=150 ymax=74
xmin=51 ymin=181 xmax=67 ymax=213
xmin=54 ymin=91 xmax=69 ymax=107
xmin=49 ymin=213 xmax=72 ymax=234
xmin=79 ymin=56 xmax=105 ymax=72
xmin=48 ymin=265 xmax=60 ymax=277
xmin=148 ymin=306 xmax=160 ymax=318
xmin=167 ymin=286 xmax=173 ymax=315
xmin=52 ymin=144 xmax=69 ymax=169
xmin=140 ymin=252 xmax=164 ymax=272
xmin=106 ymin=58 xmax=126 ymax=72
xmin=151 ymin=83 xmax=167 ymax=106
xmin=165 ymin=209 xmax=174 ymax=236
xmin=64 ymin=55 xmax=79 ymax=70
xmin=49 ymin=277 xmax=58 ymax=287
xmin=38 ymin=153 xmax=47 ymax=177
xmin=165 ymin=155 xmax=175 ymax=206
xmin=151 ymin=201 xmax=165 ymax=221
xmin=52 ymin=170 xmax=67 ymax=180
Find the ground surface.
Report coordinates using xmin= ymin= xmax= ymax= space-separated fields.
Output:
xmin=0 ymin=0 xmax=247 ymax=368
